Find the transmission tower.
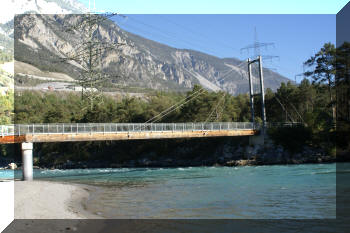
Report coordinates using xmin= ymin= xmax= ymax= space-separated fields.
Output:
xmin=240 ymin=27 xmax=279 ymax=93
xmin=240 ymin=27 xmax=279 ymax=62
xmin=60 ymin=13 xmax=126 ymax=110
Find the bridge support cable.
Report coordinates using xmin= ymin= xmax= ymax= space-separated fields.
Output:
xmin=138 ymin=88 xmax=206 ymax=129
xmin=143 ymin=60 xmax=250 ymax=124
xmin=269 ymin=70 xmax=305 ymax=124
xmin=148 ymin=90 xmax=205 ymax=124
xmin=274 ymin=96 xmax=295 ymax=122
xmin=145 ymin=61 xmax=246 ymax=123
xmin=144 ymin=88 xmax=205 ymax=124
xmin=204 ymin=92 xmax=227 ymax=123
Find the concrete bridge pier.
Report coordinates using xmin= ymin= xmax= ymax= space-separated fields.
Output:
xmin=21 ymin=142 xmax=33 ymax=181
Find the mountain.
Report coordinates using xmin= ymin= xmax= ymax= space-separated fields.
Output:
xmin=0 ymin=0 xmax=87 ymax=58
xmin=0 ymin=0 xmax=86 ymax=23
xmin=9 ymin=1 xmax=291 ymax=94
xmin=1 ymin=0 xmax=87 ymax=37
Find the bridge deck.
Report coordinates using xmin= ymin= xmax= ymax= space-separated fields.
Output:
xmin=0 ymin=122 xmax=259 ymax=144
xmin=0 ymin=129 xmax=257 ymax=143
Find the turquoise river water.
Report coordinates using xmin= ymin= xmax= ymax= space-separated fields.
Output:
xmin=1 ymin=163 xmax=337 ymax=219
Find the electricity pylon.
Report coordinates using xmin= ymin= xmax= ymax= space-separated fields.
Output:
xmin=60 ymin=13 xmax=126 ymax=110
xmin=241 ymin=27 xmax=279 ymax=62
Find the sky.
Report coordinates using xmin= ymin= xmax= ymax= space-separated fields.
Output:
xmin=79 ymin=0 xmax=347 ymax=14
xmin=78 ymin=0 xmax=344 ymax=82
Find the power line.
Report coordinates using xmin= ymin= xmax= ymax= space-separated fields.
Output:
xmin=115 ymin=15 xmax=261 ymax=96
xmin=117 ymin=15 xmax=224 ymax=57
xmin=155 ymin=15 xmax=241 ymax=53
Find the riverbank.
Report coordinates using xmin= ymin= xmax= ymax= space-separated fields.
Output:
xmin=39 ymin=142 xmax=336 ymax=169
xmin=14 ymin=180 xmax=99 ymax=219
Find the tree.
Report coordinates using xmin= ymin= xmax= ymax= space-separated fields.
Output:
xmin=304 ymin=42 xmax=336 ymax=123
xmin=335 ymin=42 xmax=350 ymax=122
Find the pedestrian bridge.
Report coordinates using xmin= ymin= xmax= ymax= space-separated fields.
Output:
xmin=0 ymin=122 xmax=259 ymax=144
xmin=0 ymin=122 xmax=302 ymax=180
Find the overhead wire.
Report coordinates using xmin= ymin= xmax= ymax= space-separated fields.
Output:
xmin=118 ymin=15 xmax=225 ymax=56
xmin=117 ymin=14 xmax=251 ymax=86
xmin=154 ymin=15 xmax=241 ymax=53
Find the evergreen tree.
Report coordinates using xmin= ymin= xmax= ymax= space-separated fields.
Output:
xmin=304 ymin=42 xmax=336 ymax=123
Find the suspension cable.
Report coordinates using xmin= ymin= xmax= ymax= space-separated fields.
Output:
xmin=204 ymin=92 xmax=227 ymax=123
xmin=148 ymin=89 xmax=205 ymax=123
xmin=144 ymin=88 xmax=205 ymax=123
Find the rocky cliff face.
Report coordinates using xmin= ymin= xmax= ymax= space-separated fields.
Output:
xmin=12 ymin=12 xmax=291 ymax=94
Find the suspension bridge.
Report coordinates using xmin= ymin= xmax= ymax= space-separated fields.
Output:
xmin=0 ymin=122 xmax=263 ymax=181
xmin=0 ymin=122 xmax=259 ymax=144
xmin=0 ymin=55 xmax=303 ymax=181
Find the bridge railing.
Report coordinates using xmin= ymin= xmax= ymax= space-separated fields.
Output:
xmin=0 ymin=122 xmax=260 ymax=136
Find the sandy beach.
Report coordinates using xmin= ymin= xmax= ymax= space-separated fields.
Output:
xmin=14 ymin=180 xmax=98 ymax=219
xmin=1 ymin=180 xmax=109 ymax=233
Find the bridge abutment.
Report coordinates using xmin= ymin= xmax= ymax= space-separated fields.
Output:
xmin=249 ymin=134 xmax=265 ymax=146
xmin=21 ymin=142 xmax=33 ymax=181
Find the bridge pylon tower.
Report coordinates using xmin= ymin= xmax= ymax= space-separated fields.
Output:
xmin=247 ymin=56 xmax=266 ymax=133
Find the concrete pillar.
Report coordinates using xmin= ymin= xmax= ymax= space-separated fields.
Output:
xmin=21 ymin=142 xmax=33 ymax=181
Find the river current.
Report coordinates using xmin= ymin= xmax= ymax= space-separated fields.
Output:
xmin=1 ymin=163 xmax=337 ymax=219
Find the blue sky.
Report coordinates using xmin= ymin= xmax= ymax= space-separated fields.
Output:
xmin=80 ymin=0 xmax=347 ymax=14
xmin=78 ymin=1 xmax=344 ymax=82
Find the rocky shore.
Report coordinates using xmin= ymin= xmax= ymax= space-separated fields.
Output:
xmin=36 ymin=140 xmax=335 ymax=169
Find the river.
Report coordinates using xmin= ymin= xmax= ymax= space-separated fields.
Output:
xmin=1 ymin=163 xmax=337 ymax=219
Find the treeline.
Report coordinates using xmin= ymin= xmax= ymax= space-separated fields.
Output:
xmin=14 ymin=86 xmax=251 ymax=124
xmin=13 ymin=81 xmax=333 ymax=128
